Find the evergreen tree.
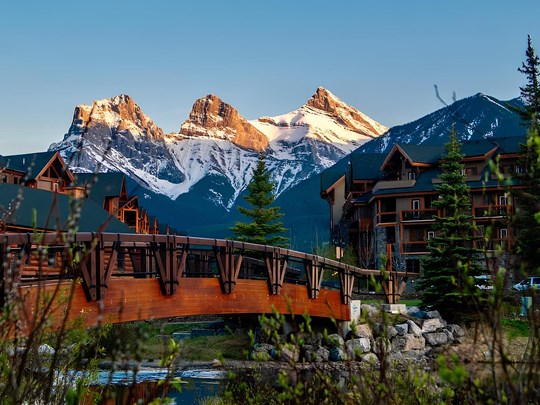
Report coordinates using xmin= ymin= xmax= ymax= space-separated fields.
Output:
xmin=418 ymin=130 xmax=482 ymax=321
xmin=517 ymin=35 xmax=540 ymax=126
xmin=512 ymin=35 xmax=540 ymax=275
xmin=230 ymin=154 xmax=288 ymax=247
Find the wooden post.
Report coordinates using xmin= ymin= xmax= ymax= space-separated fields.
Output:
xmin=305 ymin=257 xmax=323 ymax=299
xmin=266 ymin=248 xmax=287 ymax=295
xmin=214 ymin=242 xmax=243 ymax=294
xmin=339 ymin=268 xmax=355 ymax=305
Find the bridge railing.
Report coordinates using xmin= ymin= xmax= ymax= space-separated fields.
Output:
xmin=0 ymin=232 xmax=412 ymax=306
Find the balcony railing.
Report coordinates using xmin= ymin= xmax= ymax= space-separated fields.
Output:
xmin=473 ymin=204 xmax=512 ymax=218
xmin=401 ymin=209 xmax=438 ymax=222
xmin=377 ymin=211 xmax=398 ymax=224
xmin=474 ymin=238 xmax=510 ymax=251
xmin=402 ymin=241 xmax=429 ymax=254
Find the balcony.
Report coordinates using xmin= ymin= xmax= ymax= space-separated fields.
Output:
xmin=474 ymin=238 xmax=510 ymax=251
xmin=377 ymin=211 xmax=398 ymax=225
xmin=473 ymin=204 xmax=512 ymax=219
xmin=402 ymin=241 xmax=429 ymax=254
xmin=401 ymin=209 xmax=438 ymax=222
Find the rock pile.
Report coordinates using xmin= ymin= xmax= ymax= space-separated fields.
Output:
xmin=249 ymin=305 xmax=466 ymax=365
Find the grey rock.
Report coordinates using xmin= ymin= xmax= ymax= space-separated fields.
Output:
xmin=426 ymin=310 xmax=441 ymax=319
xmin=395 ymin=323 xmax=408 ymax=336
xmin=421 ymin=318 xmax=444 ymax=333
xmin=447 ymin=324 xmax=466 ymax=338
xmin=443 ymin=329 xmax=455 ymax=344
xmin=279 ymin=345 xmax=300 ymax=363
xmin=361 ymin=352 xmax=379 ymax=365
xmin=373 ymin=323 xmax=398 ymax=339
xmin=392 ymin=334 xmax=426 ymax=352
xmin=326 ymin=333 xmax=345 ymax=348
xmin=346 ymin=338 xmax=371 ymax=359
xmin=407 ymin=320 xmax=423 ymax=337
xmin=329 ymin=347 xmax=347 ymax=361
xmin=305 ymin=346 xmax=330 ymax=362
xmin=373 ymin=337 xmax=392 ymax=355
xmin=253 ymin=343 xmax=274 ymax=353
xmin=352 ymin=323 xmax=373 ymax=339
xmin=423 ymin=332 xmax=449 ymax=346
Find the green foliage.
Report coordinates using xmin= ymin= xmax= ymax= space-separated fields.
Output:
xmin=418 ymin=129 xmax=483 ymax=322
xmin=230 ymin=154 xmax=289 ymax=247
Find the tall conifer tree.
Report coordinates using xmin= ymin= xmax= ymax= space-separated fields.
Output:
xmin=230 ymin=154 xmax=288 ymax=247
xmin=512 ymin=35 xmax=540 ymax=275
xmin=418 ymin=130 xmax=482 ymax=321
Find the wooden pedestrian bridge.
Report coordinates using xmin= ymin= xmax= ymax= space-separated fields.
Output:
xmin=0 ymin=232 xmax=415 ymax=329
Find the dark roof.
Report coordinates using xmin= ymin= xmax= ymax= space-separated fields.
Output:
xmin=0 ymin=183 xmax=134 ymax=233
xmin=320 ymin=169 xmax=344 ymax=193
xmin=349 ymin=153 xmax=385 ymax=180
xmin=75 ymin=172 xmax=126 ymax=204
xmin=0 ymin=151 xmax=58 ymax=179
xmin=397 ymin=144 xmax=444 ymax=164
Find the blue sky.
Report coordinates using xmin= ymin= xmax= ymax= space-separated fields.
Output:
xmin=1 ymin=1 xmax=539 ymax=155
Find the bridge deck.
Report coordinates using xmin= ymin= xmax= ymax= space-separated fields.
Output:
xmin=1 ymin=232 xmax=416 ymax=330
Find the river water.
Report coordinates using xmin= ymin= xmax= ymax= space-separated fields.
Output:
xmin=85 ymin=368 xmax=226 ymax=404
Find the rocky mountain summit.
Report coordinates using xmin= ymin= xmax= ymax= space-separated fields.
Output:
xmin=179 ymin=94 xmax=269 ymax=152
xmin=50 ymin=94 xmax=183 ymax=184
xmin=50 ymin=88 xmax=386 ymax=205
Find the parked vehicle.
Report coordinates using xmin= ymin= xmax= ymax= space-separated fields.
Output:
xmin=513 ymin=277 xmax=540 ymax=291
xmin=474 ymin=275 xmax=494 ymax=290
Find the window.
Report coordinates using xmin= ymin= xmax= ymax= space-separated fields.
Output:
xmin=499 ymin=195 xmax=508 ymax=205
xmin=515 ymin=165 xmax=524 ymax=174
xmin=464 ymin=167 xmax=478 ymax=176
xmin=407 ymin=171 xmax=417 ymax=180
xmin=406 ymin=259 xmax=420 ymax=273
xmin=412 ymin=199 xmax=420 ymax=218
xmin=500 ymin=228 xmax=508 ymax=239
xmin=427 ymin=231 xmax=435 ymax=239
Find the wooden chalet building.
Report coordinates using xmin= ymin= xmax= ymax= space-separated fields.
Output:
xmin=0 ymin=151 xmax=167 ymax=235
xmin=321 ymin=136 xmax=524 ymax=274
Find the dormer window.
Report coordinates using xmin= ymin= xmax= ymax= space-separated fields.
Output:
xmin=407 ymin=172 xmax=416 ymax=180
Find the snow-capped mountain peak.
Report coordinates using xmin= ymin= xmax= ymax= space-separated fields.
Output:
xmin=177 ymin=94 xmax=269 ymax=152
xmin=50 ymin=88 xmax=387 ymax=208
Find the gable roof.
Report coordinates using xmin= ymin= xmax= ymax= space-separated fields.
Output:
xmin=0 ymin=151 xmax=62 ymax=179
xmin=349 ymin=153 xmax=385 ymax=181
xmin=0 ymin=183 xmax=134 ymax=233
xmin=75 ymin=172 xmax=127 ymax=204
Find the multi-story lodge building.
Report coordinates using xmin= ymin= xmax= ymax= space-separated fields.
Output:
xmin=0 ymin=151 xmax=167 ymax=234
xmin=321 ymin=135 xmax=524 ymax=275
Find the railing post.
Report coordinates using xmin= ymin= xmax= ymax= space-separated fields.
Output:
xmin=214 ymin=241 xmax=243 ymax=294
xmin=0 ymin=237 xmax=6 ymax=307
xmin=305 ymin=256 xmax=323 ymax=299
xmin=266 ymin=248 xmax=287 ymax=295
xmin=338 ymin=266 xmax=355 ymax=305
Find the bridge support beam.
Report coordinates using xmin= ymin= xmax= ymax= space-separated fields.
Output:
xmin=266 ymin=249 xmax=287 ymax=295
xmin=153 ymin=239 xmax=187 ymax=296
xmin=214 ymin=243 xmax=243 ymax=294
xmin=305 ymin=257 xmax=324 ymax=299
xmin=339 ymin=269 xmax=354 ymax=305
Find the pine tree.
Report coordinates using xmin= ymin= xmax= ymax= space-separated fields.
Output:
xmin=512 ymin=36 xmax=540 ymax=275
xmin=230 ymin=154 xmax=288 ymax=247
xmin=418 ymin=130 xmax=482 ymax=321
xmin=517 ymin=35 xmax=540 ymax=126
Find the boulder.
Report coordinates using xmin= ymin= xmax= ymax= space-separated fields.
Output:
xmin=355 ymin=324 xmax=373 ymax=339
xmin=361 ymin=352 xmax=379 ymax=365
xmin=423 ymin=332 xmax=449 ymax=346
xmin=446 ymin=324 xmax=466 ymax=338
xmin=305 ymin=346 xmax=330 ymax=362
xmin=346 ymin=338 xmax=371 ymax=359
xmin=426 ymin=310 xmax=441 ymax=319
xmin=395 ymin=323 xmax=408 ymax=336
xmin=326 ymin=333 xmax=344 ymax=348
xmin=329 ymin=347 xmax=347 ymax=361
xmin=392 ymin=334 xmax=426 ymax=352
xmin=279 ymin=345 xmax=300 ymax=363
xmin=421 ymin=318 xmax=444 ymax=333
xmin=407 ymin=320 xmax=423 ymax=337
